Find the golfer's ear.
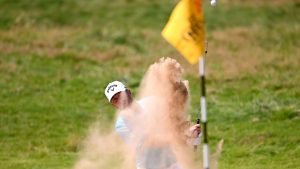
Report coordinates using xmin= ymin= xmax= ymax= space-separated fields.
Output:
xmin=126 ymin=89 xmax=132 ymax=97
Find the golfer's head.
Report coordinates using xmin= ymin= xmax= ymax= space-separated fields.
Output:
xmin=104 ymin=81 xmax=133 ymax=109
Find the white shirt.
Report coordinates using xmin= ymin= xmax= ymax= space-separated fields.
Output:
xmin=114 ymin=98 xmax=180 ymax=169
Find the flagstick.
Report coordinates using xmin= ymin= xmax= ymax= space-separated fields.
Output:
xmin=199 ymin=41 xmax=209 ymax=169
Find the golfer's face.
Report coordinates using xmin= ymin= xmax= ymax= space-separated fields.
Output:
xmin=110 ymin=91 xmax=131 ymax=109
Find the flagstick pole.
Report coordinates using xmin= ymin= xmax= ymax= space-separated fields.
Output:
xmin=199 ymin=41 xmax=209 ymax=169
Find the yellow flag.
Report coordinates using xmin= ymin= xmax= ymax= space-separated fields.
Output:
xmin=162 ymin=0 xmax=205 ymax=64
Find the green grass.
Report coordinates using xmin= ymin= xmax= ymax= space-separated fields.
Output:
xmin=0 ymin=0 xmax=299 ymax=169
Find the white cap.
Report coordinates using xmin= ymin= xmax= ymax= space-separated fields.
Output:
xmin=104 ymin=81 xmax=127 ymax=102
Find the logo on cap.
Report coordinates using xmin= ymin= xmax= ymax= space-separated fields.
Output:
xmin=107 ymin=84 xmax=117 ymax=93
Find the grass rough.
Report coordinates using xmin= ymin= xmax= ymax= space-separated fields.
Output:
xmin=0 ymin=0 xmax=299 ymax=169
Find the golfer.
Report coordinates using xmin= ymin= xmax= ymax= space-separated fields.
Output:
xmin=105 ymin=81 xmax=200 ymax=169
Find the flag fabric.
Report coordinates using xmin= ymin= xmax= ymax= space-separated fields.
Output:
xmin=162 ymin=0 xmax=205 ymax=64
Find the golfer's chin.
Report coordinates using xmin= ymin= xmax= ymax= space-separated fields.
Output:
xmin=117 ymin=102 xmax=130 ymax=110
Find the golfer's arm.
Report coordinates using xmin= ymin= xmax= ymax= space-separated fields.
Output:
xmin=115 ymin=117 xmax=131 ymax=143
